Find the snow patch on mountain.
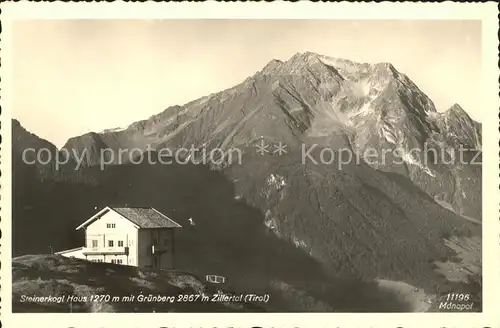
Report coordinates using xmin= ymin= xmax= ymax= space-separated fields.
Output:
xmin=399 ymin=148 xmax=436 ymax=177
xmin=268 ymin=174 xmax=287 ymax=189
xmin=291 ymin=235 xmax=313 ymax=255
xmin=318 ymin=55 xmax=372 ymax=80
xmin=261 ymin=174 xmax=288 ymax=199
xmin=264 ymin=209 xmax=282 ymax=237
xmin=381 ymin=123 xmax=398 ymax=144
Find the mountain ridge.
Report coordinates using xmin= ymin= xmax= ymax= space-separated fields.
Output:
xmin=50 ymin=51 xmax=481 ymax=218
xmin=60 ymin=52 xmax=480 ymax=150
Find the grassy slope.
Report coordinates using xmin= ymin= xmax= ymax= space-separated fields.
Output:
xmin=11 ymin=254 xmax=427 ymax=313
xmin=12 ymin=255 xmax=265 ymax=313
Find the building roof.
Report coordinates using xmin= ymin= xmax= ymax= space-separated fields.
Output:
xmin=111 ymin=207 xmax=182 ymax=229
xmin=76 ymin=206 xmax=182 ymax=230
xmin=55 ymin=247 xmax=84 ymax=255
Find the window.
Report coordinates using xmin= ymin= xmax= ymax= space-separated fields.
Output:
xmin=92 ymin=240 xmax=98 ymax=248
xmin=97 ymin=259 xmax=103 ymax=263
xmin=118 ymin=241 xmax=124 ymax=247
xmin=106 ymin=223 xmax=116 ymax=228
xmin=108 ymin=240 xmax=114 ymax=247
xmin=111 ymin=259 xmax=123 ymax=264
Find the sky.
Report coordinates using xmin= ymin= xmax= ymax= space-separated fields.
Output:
xmin=13 ymin=19 xmax=481 ymax=148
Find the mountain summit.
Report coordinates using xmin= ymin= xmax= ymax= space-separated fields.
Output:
xmin=63 ymin=52 xmax=440 ymax=153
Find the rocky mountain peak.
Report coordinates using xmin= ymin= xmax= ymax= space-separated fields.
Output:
xmin=48 ymin=53 xmax=476 ymax=178
xmin=259 ymin=51 xmax=331 ymax=78
xmin=258 ymin=51 xmax=403 ymax=87
xmin=13 ymin=118 xmax=22 ymax=127
xmin=290 ymin=51 xmax=322 ymax=63
xmin=260 ymin=59 xmax=284 ymax=75
xmin=12 ymin=119 xmax=58 ymax=151
xmin=431 ymin=103 xmax=481 ymax=150
xmin=437 ymin=103 xmax=479 ymax=131
xmin=444 ymin=103 xmax=471 ymax=119
xmin=63 ymin=132 xmax=106 ymax=149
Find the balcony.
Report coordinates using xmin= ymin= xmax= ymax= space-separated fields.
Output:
xmin=83 ymin=246 xmax=129 ymax=256
xmin=151 ymin=245 xmax=168 ymax=255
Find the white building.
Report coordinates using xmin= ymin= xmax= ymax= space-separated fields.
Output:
xmin=55 ymin=206 xmax=182 ymax=269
